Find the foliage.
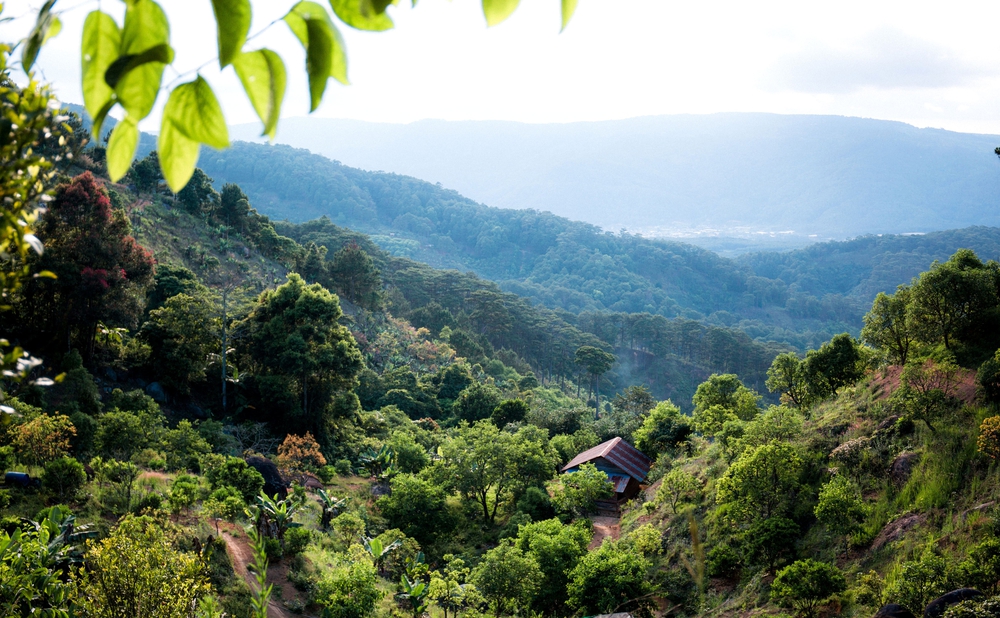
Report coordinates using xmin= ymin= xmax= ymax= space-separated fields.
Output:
xmin=960 ymin=538 xmax=1000 ymax=595
xmin=549 ymin=463 xmax=613 ymax=519
xmin=716 ymin=442 xmax=801 ymax=522
xmin=978 ymin=416 xmax=1000 ymax=461
xmin=168 ymin=475 xmax=199 ymax=514
xmin=160 ymin=420 xmax=211 ymax=472
xmin=862 ymin=286 xmax=915 ymax=366
xmin=276 ymin=431 xmax=327 ymax=472
xmin=12 ymin=412 xmax=75 ymax=466
xmin=802 ymin=333 xmax=864 ymax=399
xmin=20 ymin=173 xmax=154 ymax=357
xmin=238 ymin=273 xmax=362 ymax=433
xmin=885 ymin=548 xmax=958 ymax=616
xmin=491 ymin=398 xmax=530 ymax=428
xmin=329 ymin=242 xmax=382 ymax=310
xmin=75 ymin=515 xmax=210 ymax=617
xmin=91 ymin=457 xmax=140 ymax=515
xmin=436 ymin=421 xmax=557 ymax=524
xmin=814 ymin=475 xmax=866 ymax=538
xmin=770 ymin=559 xmax=846 ymax=618
xmin=566 ymin=541 xmax=653 ymax=618
xmin=0 ymin=507 xmax=85 ymax=616
xmin=42 ymin=456 xmax=87 ymax=501
xmin=377 ymin=473 xmax=449 ymax=546
xmin=246 ymin=526 xmax=273 ymax=618
xmin=908 ymin=249 xmax=1000 ymax=359
xmin=513 ymin=518 xmax=591 ymax=614
xmin=471 ymin=541 xmax=542 ymax=617
xmin=203 ymin=455 xmax=265 ymax=502
xmin=766 ymin=352 xmax=811 ymax=408
xmin=314 ymin=558 xmax=382 ymax=618
xmin=453 ymin=381 xmax=503 ymax=424
xmin=744 ymin=516 xmax=799 ymax=571
xmin=140 ymin=293 xmax=220 ymax=394
xmin=658 ymin=467 xmax=700 ymax=513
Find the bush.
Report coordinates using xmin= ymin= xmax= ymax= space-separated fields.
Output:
xmin=771 ymin=559 xmax=846 ymax=618
xmin=42 ymin=457 xmax=87 ymax=501
xmin=264 ymin=537 xmax=282 ymax=561
xmin=334 ymin=459 xmax=353 ymax=476
xmin=132 ymin=491 xmax=164 ymax=513
xmin=317 ymin=465 xmax=336 ymax=483
xmin=284 ymin=527 xmax=311 ymax=556
xmin=707 ymin=543 xmax=740 ymax=578
xmin=944 ymin=596 xmax=1000 ymax=618
xmin=0 ymin=489 xmax=10 ymax=510
xmin=203 ymin=455 xmax=264 ymax=502
xmin=516 ymin=486 xmax=556 ymax=521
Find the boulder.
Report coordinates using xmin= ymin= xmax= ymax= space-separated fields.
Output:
xmin=872 ymin=513 xmax=925 ymax=550
xmin=144 ymin=381 xmax=167 ymax=403
xmin=876 ymin=415 xmax=901 ymax=432
xmin=890 ymin=452 xmax=920 ymax=486
xmin=923 ymin=589 xmax=983 ymax=618
xmin=875 ymin=604 xmax=917 ymax=618
xmin=245 ymin=456 xmax=287 ymax=500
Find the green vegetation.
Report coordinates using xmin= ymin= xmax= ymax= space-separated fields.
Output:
xmin=3 ymin=34 xmax=1000 ymax=618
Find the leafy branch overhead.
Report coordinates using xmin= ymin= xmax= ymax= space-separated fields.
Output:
xmin=22 ymin=0 xmax=578 ymax=193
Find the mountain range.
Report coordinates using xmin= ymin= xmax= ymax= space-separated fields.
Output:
xmin=229 ymin=113 xmax=1000 ymax=244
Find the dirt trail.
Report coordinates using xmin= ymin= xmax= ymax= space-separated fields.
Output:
xmin=589 ymin=515 xmax=621 ymax=550
xmin=219 ymin=526 xmax=296 ymax=618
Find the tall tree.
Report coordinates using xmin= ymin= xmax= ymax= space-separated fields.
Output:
xmin=909 ymin=249 xmax=1000 ymax=358
xmin=574 ymin=346 xmax=615 ymax=418
xmin=861 ymin=286 xmax=915 ymax=366
xmin=20 ymin=172 xmax=154 ymax=358
xmin=328 ymin=242 xmax=382 ymax=310
xmin=238 ymin=273 xmax=363 ymax=433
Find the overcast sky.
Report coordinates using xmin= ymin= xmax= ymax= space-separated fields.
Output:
xmin=3 ymin=0 xmax=1000 ymax=135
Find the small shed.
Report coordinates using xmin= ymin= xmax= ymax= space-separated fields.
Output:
xmin=561 ymin=437 xmax=651 ymax=510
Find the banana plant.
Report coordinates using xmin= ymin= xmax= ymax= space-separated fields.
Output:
xmin=245 ymin=491 xmax=301 ymax=542
xmin=399 ymin=574 xmax=430 ymax=618
xmin=316 ymin=489 xmax=346 ymax=531
xmin=358 ymin=444 xmax=396 ymax=481
xmin=23 ymin=506 xmax=95 ymax=571
xmin=362 ymin=534 xmax=401 ymax=576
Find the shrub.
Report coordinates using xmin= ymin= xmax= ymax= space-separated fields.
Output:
xmin=284 ymin=527 xmax=311 ymax=556
xmin=334 ymin=459 xmax=353 ymax=476
xmin=771 ymin=559 xmax=846 ymax=618
xmin=202 ymin=455 xmax=264 ymax=502
xmin=13 ymin=413 xmax=75 ymax=466
xmin=707 ymin=543 xmax=740 ymax=578
xmin=314 ymin=559 xmax=381 ymax=618
xmin=960 ymin=538 xmax=1000 ymax=595
xmin=276 ymin=432 xmax=327 ymax=472
xmin=41 ymin=457 xmax=87 ymax=501
xmin=979 ymin=416 xmax=1000 ymax=461
xmin=317 ymin=465 xmax=336 ymax=483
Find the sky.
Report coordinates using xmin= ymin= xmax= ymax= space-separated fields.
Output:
xmin=3 ymin=0 xmax=1000 ymax=135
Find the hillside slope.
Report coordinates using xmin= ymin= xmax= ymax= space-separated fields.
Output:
xmin=229 ymin=113 xmax=1000 ymax=239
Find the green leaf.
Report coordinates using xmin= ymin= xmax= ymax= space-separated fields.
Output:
xmin=116 ymin=0 xmax=170 ymax=119
xmin=21 ymin=0 xmax=60 ymax=71
xmin=482 ymin=0 xmax=520 ymax=26
xmin=560 ymin=0 xmax=577 ymax=31
xmin=328 ymin=0 xmax=394 ymax=32
xmin=104 ymin=43 xmax=174 ymax=89
xmin=284 ymin=2 xmax=348 ymax=111
xmin=81 ymin=11 xmax=121 ymax=122
xmin=233 ymin=49 xmax=287 ymax=140
xmin=157 ymin=118 xmax=199 ymax=193
xmin=158 ymin=76 xmax=230 ymax=191
xmin=106 ymin=114 xmax=139 ymax=182
xmin=211 ymin=0 xmax=251 ymax=67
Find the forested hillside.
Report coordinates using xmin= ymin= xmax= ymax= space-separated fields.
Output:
xmin=228 ymin=113 xmax=1000 ymax=238
xmin=5 ymin=76 xmax=1000 ymax=618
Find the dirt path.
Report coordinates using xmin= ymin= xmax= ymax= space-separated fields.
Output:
xmin=589 ymin=515 xmax=621 ymax=550
xmin=219 ymin=526 xmax=296 ymax=618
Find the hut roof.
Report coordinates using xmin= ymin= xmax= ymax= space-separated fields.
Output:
xmin=561 ymin=437 xmax=651 ymax=482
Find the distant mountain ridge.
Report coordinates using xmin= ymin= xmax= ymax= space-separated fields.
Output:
xmin=229 ymin=113 xmax=1000 ymax=239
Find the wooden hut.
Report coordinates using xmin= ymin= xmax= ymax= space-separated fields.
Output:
xmin=561 ymin=437 xmax=651 ymax=514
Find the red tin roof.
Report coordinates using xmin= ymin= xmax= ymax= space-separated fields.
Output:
xmin=561 ymin=437 xmax=652 ymax=482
